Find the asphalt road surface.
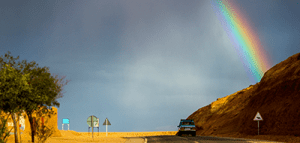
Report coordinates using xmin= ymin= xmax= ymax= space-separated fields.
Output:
xmin=124 ymin=135 xmax=284 ymax=143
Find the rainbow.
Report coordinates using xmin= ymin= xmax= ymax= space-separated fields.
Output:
xmin=210 ymin=0 xmax=272 ymax=83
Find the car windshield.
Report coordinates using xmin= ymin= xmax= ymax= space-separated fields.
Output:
xmin=182 ymin=122 xmax=195 ymax=125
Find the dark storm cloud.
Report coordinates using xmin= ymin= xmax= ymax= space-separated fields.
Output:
xmin=1 ymin=0 xmax=298 ymax=132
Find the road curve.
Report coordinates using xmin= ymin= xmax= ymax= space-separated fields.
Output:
xmin=124 ymin=135 xmax=284 ymax=143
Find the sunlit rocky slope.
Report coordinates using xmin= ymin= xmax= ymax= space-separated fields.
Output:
xmin=187 ymin=53 xmax=300 ymax=142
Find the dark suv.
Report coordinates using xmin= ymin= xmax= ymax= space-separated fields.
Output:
xmin=177 ymin=119 xmax=196 ymax=136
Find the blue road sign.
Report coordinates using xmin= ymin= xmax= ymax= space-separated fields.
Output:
xmin=63 ymin=118 xmax=70 ymax=124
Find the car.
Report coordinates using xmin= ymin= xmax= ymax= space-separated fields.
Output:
xmin=177 ymin=119 xmax=196 ymax=136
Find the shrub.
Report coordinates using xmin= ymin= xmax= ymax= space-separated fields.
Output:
xmin=29 ymin=107 xmax=55 ymax=143
xmin=0 ymin=112 xmax=13 ymax=143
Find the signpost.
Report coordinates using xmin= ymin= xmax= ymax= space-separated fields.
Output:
xmin=87 ymin=115 xmax=99 ymax=139
xmin=253 ymin=112 xmax=263 ymax=135
xmin=62 ymin=118 xmax=70 ymax=130
xmin=102 ymin=118 xmax=111 ymax=137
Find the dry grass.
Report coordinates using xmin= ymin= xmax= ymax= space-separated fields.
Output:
xmin=6 ymin=130 xmax=177 ymax=143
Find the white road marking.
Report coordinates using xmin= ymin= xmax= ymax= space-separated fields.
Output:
xmin=144 ymin=137 xmax=147 ymax=143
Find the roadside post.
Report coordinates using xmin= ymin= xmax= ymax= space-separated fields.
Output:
xmin=62 ymin=118 xmax=70 ymax=130
xmin=253 ymin=112 xmax=263 ymax=135
xmin=102 ymin=118 xmax=111 ymax=137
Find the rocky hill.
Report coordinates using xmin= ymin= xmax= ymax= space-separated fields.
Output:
xmin=187 ymin=53 xmax=300 ymax=142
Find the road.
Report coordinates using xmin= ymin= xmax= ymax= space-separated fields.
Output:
xmin=124 ymin=135 xmax=284 ymax=143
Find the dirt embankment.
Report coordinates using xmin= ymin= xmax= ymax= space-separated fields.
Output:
xmin=187 ymin=53 xmax=300 ymax=143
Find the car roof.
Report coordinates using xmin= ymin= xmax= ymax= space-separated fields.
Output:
xmin=180 ymin=119 xmax=194 ymax=122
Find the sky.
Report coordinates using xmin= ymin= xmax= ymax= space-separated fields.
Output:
xmin=0 ymin=0 xmax=299 ymax=132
